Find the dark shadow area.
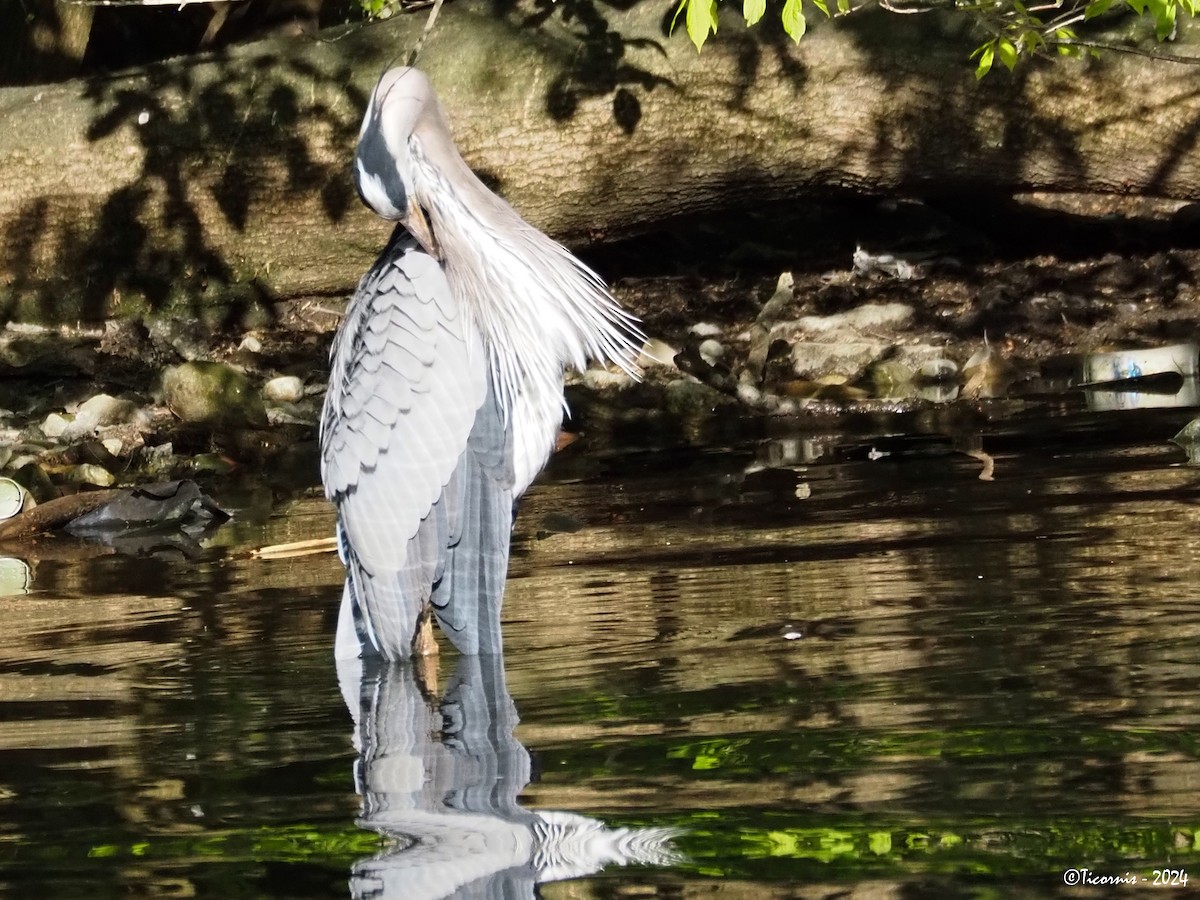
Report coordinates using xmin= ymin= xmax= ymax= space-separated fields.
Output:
xmin=2 ymin=40 xmax=370 ymax=325
xmin=1 ymin=0 xmax=369 ymax=87
xmin=582 ymin=189 xmax=1200 ymax=348
xmin=520 ymin=0 xmax=673 ymax=124
xmin=4 ymin=0 xmax=1198 ymax=340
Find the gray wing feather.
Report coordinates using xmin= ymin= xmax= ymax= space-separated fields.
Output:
xmin=322 ymin=228 xmax=485 ymax=570
xmin=430 ymin=379 xmax=513 ymax=656
xmin=321 ymin=226 xmax=514 ymax=659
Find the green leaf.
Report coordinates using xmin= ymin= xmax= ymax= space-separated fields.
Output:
xmin=1156 ymin=0 xmax=1177 ymax=38
xmin=685 ymin=0 xmax=719 ymax=51
xmin=996 ymin=37 xmax=1018 ymax=70
xmin=744 ymin=0 xmax=767 ymax=26
xmin=670 ymin=0 xmax=687 ymax=33
xmin=973 ymin=42 xmax=995 ymax=79
xmin=782 ymin=0 xmax=807 ymax=42
xmin=1084 ymin=0 xmax=1117 ymax=18
xmin=836 ymin=0 xmax=851 ymax=11
xmin=1143 ymin=0 xmax=1176 ymax=39
xmin=812 ymin=0 xmax=830 ymax=15
xmin=1127 ymin=0 xmax=1149 ymax=14
xmin=1053 ymin=26 xmax=1078 ymax=54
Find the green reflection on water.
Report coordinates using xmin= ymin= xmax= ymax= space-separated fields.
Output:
xmin=84 ymin=824 xmax=381 ymax=865
xmin=625 ymin=812 xmax=1200 ymax=880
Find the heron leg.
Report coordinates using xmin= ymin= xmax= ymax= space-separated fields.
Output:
xmin=413 ymin=602 xmax=438 ymax=656
xmin=413 ymin=602 xmax=440 ymax=699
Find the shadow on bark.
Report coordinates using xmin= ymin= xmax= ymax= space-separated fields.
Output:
xmin=2 ymin=45 xmax=368 ymax=325
xmin=5 ymin=1 xmax=1198 ymax=326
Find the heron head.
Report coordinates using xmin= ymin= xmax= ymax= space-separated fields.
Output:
xmin=354 ymin=67 xmax=441 ymax=260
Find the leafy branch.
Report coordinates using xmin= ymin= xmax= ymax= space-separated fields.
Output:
xmin=670 ymin=0 xmax=857 ymax=51
xmin=969 ymin=0 xmax=1196 ymax=77
xmin=667 ymin=0 xmax=1198 ymax=76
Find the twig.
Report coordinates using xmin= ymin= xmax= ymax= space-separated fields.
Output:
xmin=58 ymin=0 xmax=245 ymax=7
xmin=1049 ymin=38 xmax=1200 ymax=63
xmin=249 ymin=536 xmax=338 ymax=559
xmin=406 ymin=0 xmax=446 ymax=67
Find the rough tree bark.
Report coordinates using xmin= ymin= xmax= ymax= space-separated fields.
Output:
xmin=0 ymin=1 xmax=1198 ymax=323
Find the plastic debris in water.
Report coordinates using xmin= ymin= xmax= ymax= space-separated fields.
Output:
xmin=0 ymin=478 xmax=25 ymax=521
xmin=1171 ymin=418 xmax=1200 ymax=465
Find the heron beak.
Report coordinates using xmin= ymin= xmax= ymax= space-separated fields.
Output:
xmin=404 ymin=198 xmax=442 ymax=262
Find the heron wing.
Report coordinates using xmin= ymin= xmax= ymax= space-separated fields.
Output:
xmin=322 ymin=227 xmax=485 ymax=564
xmin=321 ymin=226 xmax=514 ymax=659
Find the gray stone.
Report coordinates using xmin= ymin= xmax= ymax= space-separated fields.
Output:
xmin=262 ymin=375 xmax=304 ymax=404
xmin=162 ymin=361 xmax=269 ymax=429
xmin=63 ymin=393 xmax=141 ymax=440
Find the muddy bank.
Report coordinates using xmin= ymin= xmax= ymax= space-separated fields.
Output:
xmin=2 ymin=192 xmax=1199 ymax=506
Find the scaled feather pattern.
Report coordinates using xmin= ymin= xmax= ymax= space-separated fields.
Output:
xmin=320 ymin=68 xmax=642 ymax=660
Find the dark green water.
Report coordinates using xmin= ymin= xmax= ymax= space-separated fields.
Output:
xmin=1 ymin=404 xmax=1199 ymax=898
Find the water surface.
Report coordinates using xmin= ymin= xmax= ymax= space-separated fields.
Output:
xmin=1 ymin=403 xmax=1199 ymax=898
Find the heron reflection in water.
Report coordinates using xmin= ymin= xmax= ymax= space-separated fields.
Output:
xmin=337 ymin=655 xmax=680 ymax=898
xmin=320 ymin=67 xmax=642 ymax=661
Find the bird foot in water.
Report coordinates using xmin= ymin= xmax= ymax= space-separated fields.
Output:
xmin=413 ymin=606 xmax=438 ymax=656
xmin=412 ymin=607 xmax=440 ymax=699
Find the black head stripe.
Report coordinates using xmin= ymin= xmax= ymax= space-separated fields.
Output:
xmin=354 ymin=112 xmax=408 ymax=215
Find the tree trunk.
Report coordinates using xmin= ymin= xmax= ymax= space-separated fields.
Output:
xmin=1 ymin=2 xmax=1198 ymax=323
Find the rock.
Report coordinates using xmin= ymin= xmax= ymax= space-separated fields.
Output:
xmin=866 ymin=360 xmax=916 ymax=396
xmin=62 ymin=393 xmax=142 ymax=440
xmin=791 ymin=341 xmax=887 ymax=379
xmin=262 ymin=375 xmax=304 ymax=403
xmin=266 ymin=403 xmax=317 ymax=426
xmin=795 ymin=302 xmax=915 ymax=334
xmin=852 ymin=247 xmax=922 ymax=280
xmin=68 ymin=463 xmax=116 ymax=487
xmin=698 ymin=339 xmax=725 ymax=366
xmin=11 ymin=462 xmax=55 ymax=504
xmin=580 ymin=367 xmax=635 ymax=390
xmin=41 ymin=412 xmax=71 ymax=439
xmin=736 ymin=381 xmax=762 ymax=406
xmin=94 ymin=426 xmax=146 ymax=459
xmin=663 ymin=377 xmax=734 ymax=416
xmin=100 ymin=320 xmax=151 ymax=360
xmin=638 ymin=339 xmax=678 ymax=369
xmin=918 ymin=358 xmax=959 ymax=381
xmin=139 ymin=442 xmax=176 ymax=478
xmin=162 ymin=362 xmax=269 ymax=429
xmin=191 ymin=453 xmax=237 ymax=475
xmin=147 ymin=318 xmax=210 ymax=361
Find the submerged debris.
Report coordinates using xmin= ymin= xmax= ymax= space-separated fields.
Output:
xmin=1171 ymin=418 xmax=1200 ymax=464
xmin=0 ymin=479 xmax=225 ymax=540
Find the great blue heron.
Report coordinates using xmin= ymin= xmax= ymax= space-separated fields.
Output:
xmin=320 ymin=67 xmax=642 ymax=661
